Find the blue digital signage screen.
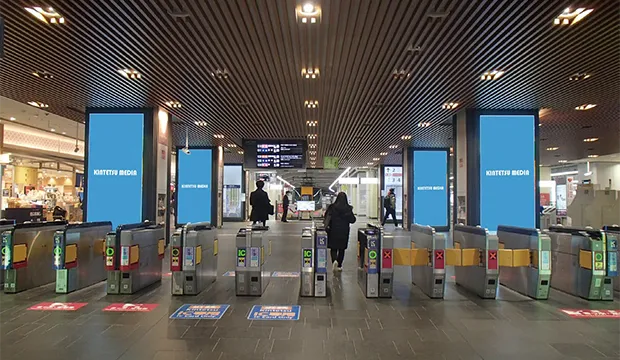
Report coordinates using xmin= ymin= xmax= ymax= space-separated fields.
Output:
xmin=479 ymin=114 xmax=536 ymax=233
xmin=412 ymin=150 xmax=448 ymax=228
xmin=86 ymin=113 xmax=145 ymax=228
xmin=177 ymin=149 xmax=213 ymax=224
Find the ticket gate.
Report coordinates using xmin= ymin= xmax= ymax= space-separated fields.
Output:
xmin=300 ymin=224 xmax=328 ymax=297
xmin=171 ymin=222 xmax=218 ymax=295
xmin=410 ymin=224 xmax=446 ymax=299
xmin=497 ymin=226 xmax=552 ymax=300
xmin=602 ymin=225 xmax=619 ymax=295
xmin=357 ymin=223 xmax=393 ymax=298
xmin=235 ymin=225 xmax=271 ymax=296
xmin=54 ymin=222 xmax=112 ymax=293
xmin=2 ymin=221 xmax=67 ymax=293
xmin=547 ymin=226 xmax=611 ymax=300
xmin=0 ymin=220 xmax=16 ymax=286
xmin=105 ymin=222 xmax=165 ymax=294
xmin=452 ymin=225 xmax=499 ymax=299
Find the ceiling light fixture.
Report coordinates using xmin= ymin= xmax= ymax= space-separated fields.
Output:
xmin=32 ymin=71 xmax=53 ymax=79
xmin=583 ymin=137 xmax=599 ymax=142
xmin=392 ymin=70 xmax=411 ymax=79
xmin=227 ymin=143 xmax=237 ymax=148
xmin=307 ymin=134 xmax=317 ymax=139
xmin=575 ymin=104 xmax=596 ymax=110
xmin=304 ymin=100 xmax=318 ymax=108
xmin=329 ymin=167 xmax=351 ymax=193
xmin=569 ymin=73 xmax=591 ymax=81
xmin=401 ymin=135 xmax=412 ymax=140
xmin=28 ymin=101 xmax=49 ymax=108
xmin=367 ymin=162 xmax=374 ymax=166
xmin=306 ymin=120 xmax=318 ymax=126
xmin=297 ymin=3 xmax=321 ymax=24
xmin=118 ymin=69 xmax=142 ymax=79
xmin=301 ymin=68 xmax=320 ymax=79
xmin=165 ymin=101 xmax=182 ymax=108
xmin=373 ymin=157 xmax=380 ymax=161
xmin=214 ymin=134 xmax=224 ymax=139
xmin=388 ymin=145 xmax=398 ymax=149
xmin=442 ymin=102 xmax=459 ymax=109
xmin=546 ymin=147 xmax=559 ymax=151
xmin=9 ymin=117 xmax=16 ymax=121
xmin=211 ymin=69 xmax=229 ymax=79
xmin=25 ymin=7 xmax=65 ymax=24
xmin=309 ymin=144 xmax=317 ymax=149
xmin=238 ymin=150 xmax=244 ymax=155
xmin=417 ymin=122 xmax=431 ymax=128
xmin=480 ymin=70 xmax=505 ymax=81
xmin=380 ymin=152 xmax=388 ymax=156
xmin=194 ymin=121 xmax=208 ymax=126
xmin=588 ymin=154 xmax=599 ymax=158
xmin=553 ymin=7 xmax=593 ymax=26
xmin=558 ymin=160 xmax=568 ymax=163
xmin=309 ymin=151 xmax=316 ymax=155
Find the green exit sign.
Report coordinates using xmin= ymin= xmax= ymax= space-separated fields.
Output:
xmin=323 ymin=156 xmax=339 ymax=169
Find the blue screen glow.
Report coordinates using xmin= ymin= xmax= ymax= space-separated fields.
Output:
xmin=177 ymin=149 xmax=213 ymax=224
xmin=86 ymin=113 xmax=144 ymax=228
xmin=479 ymin=114 xmax=536 ymax=232
xmin=413 ymin=150 xmax=448 ymax=227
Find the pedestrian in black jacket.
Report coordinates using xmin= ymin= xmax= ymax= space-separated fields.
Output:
xmin=250 ymin=180 xmax=272 ymax=227
xmin=282 ymin=191 xmax=290 ymax=222
xmin=324 ymin=192 xmax=356 ymax=272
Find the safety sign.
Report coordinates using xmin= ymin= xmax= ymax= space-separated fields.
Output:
xmin=271 ymin=271 xmax=300 ymax=278
xmin=222 ymin=271 xmax=235 ymax=276
xmin=170 ymin=304 xmax=229 ymax=319
xmin=102 ymin=303 xmax=159 ymax=312
xmin=28 ymin=302 xmax=88 ymax=311
xmin=560 ymin=309 xmax=620 ymax=319
xmin=247 ymin=305 xmax=300 ymax=321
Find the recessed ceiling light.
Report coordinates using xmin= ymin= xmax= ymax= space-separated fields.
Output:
xmin=61 ymin=131 xmax=66 ymax=135
xmin=306 ymin=120 xmax=318 ymax=126
xmin=309 ymin=144 xmax=317 ymax=149
xmin=309 ymin=151 xmax=316 ymax=155
xmin=118 ymin=69 xmax=142 ymax=79
xmin=310 ymin=157 xmax=316 ymax=161
xmin=575 ymin=104 xmax=596 ymax=110
xmin=238 ymin=150 xmax=244 ymax=155
xmin=380 ymin=152 xmax=388 ymax=156
xmin=297 ymin=3 xmax=321 ymax=24
xmin=301 ymin=68 xmax=320 ymax=79
xmin=211 ymin=69 xmax=229 ymax=79
xmin=417 ymin=122 xmax=431 ymax=128
xmin=546 ymin=147 xmax=559 ymax=151
xmin=32 ymin=71 xmax=53 ymax=79
xmin=392 ymin=70 xmax=410 ymax=79
xmin=373 ymin=157 xmax=380 ymax=161
xmin=165 ymin=101 xmax=182 ymax=108
xmin=401 ymin=135 xmax=412 ymax=140
xmin=367 ymin=162 xmax=374 ymax=166
xmin=442 ymin=102 xmax=459 ymax=109
xmin=307 ymin=134 xmax=317 ymax=139
xmin=480 ymin=70 xmax=505 ymax=81
xmin=9 ymin=117 xmax=16 ymax=121
xmin=388 ymin=145 xmax=398 ymax=149
xmin=28 ymin=101 xmax=49 ymax=108
xmin=588 ymin=154 xmax=599 ymax=158
xmin=194 ymin=121 xmax=208 ymax=127
xmin=558 ymin=160 xmax=568 ymax=163
xmin=583 ymin=137 xmax=599 ymax=142
xmin=553 ymin=7 xmax=593 ymax=26
xmin=25 ymin=7 xmax=65 ymax=24
xmin=227 ymin=143 xmax=237 ymax=148
xmin=214 ymin=134 xmax=224 ymax=138
xmin=304 ymin=100 xmax=318 ymax=108
xmin=50 ymin=128 xmax=56 ymax=132
xmin=569 ymin=73 xmax=591 ymax=81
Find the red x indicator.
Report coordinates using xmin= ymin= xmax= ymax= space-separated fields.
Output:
xmin=489 ymin=251 xmax=497 ymax=260
xmin=383 ymin=250 xmax=391 ymax=259
xmin=435 ymin=251 xmax=444 ymax=260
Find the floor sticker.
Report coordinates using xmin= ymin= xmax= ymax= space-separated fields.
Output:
xmin=170 ymin=304 xmax=229 ymax=319
xmin=560 ymin=309 xmax=620 ymax=319
xmin=102 ymin=303 xmax=159 ymax=312
xmin=222 ymin=271 xmax=235 ymax=276
xmin=271 ymin=271 xmax=300 ymax=278
xmin=28 ymin=302 xmax=87 ymax=311
xmin=248 ymin=305 xmax=300 ymax=321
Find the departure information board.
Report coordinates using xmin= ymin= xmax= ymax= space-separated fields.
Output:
xmin=244 ymin=140 xmax=306 ymax=169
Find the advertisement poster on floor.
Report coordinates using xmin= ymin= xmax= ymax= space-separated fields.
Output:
xmin=102 ymin=303 xmax=159 ymax=312
xmin=247 ymin=305 xmax=301 ymax=320
xmin=28 ymin=302 xmax=88 ymax=311
xmin=169 ymin=304 xmax=229 ymax=319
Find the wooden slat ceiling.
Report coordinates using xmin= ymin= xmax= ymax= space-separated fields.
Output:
xmin=0 ymin=0 xmax=618 ymax=168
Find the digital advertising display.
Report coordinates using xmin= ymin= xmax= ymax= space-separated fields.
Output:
xmin=412 ymin=150 xmax=448 ymax=228
xmin=177 ymin=149 xmax=213 ymax=224
xmin=479 ymin=114 xmax=536 ymax=232
xmin=86 ymin=113 xmax=145 ymax=228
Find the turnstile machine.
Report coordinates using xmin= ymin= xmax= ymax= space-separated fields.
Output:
xmin=410 ymin=224 xmax=446 ymax=299
xmin=300 ymin=223 xmax=328 ymax=297
xmin=357 ymin=223 xmax=393 ymax=298
xmin=497 ymin=225 xmax=552 ymax=300
xmin=452 ymin=225 xmax=499 ymax=299
xmin=171 ymin=222 xmax=218 ymax=295
xmin=105 ymin=222 xmax=165 ymax=294
xmin=547 ymin=226 xmax=611 ymax=300
xmin=0 ymin=220 xmax=16 ymax=286
xmin=3 ymin=221 xmax=67 ymax=293
xmin=602 ymin=225 xmax=619 ymax=296
xmin=235 ymin=225 xmax=271 ymax=296
xmin=54 ymin=222 xmax=112 ymax=293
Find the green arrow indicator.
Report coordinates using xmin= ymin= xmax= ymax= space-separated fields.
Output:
xmin=106 ymin=247 xmax=114 ymax=256
xmin=1 ymin=247 xmax=6 ymax=255
xmin=595 ymin=253 xmax=603 ymax=261
xmin=369 ymin=250 xmax=377 ymax=259
xmin=54 ymin=247 xmax=62 ymax=256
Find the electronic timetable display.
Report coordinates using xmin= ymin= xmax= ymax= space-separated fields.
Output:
xmin=243 ymin=140 xmax=306 ymax=169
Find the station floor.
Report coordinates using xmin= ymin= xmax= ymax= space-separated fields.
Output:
xmin=1 ymin=220 xmax=619 ymax=360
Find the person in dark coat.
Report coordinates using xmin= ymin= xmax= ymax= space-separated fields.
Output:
xmin=250 ymin=180 xmax=271 ymax=226
xmin=324 ymin=192 xmax=356 ymax=272
xmin=281 ymin=191 xmax=290 ymax=222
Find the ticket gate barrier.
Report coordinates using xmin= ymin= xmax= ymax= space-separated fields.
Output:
xmin=496 ymin=226 xmax=552 ymax=300
xmin=235 ymin=225 xmax=272 ymax=296
xmin=3 ymin=221 xmax=67 ymax=293
xmin=602 ymin=225 xmax=619 ymax=295
xmin=0 ymin=220 xmax=16 ymax=286
xmin=548 ymin=226 xmax=611 ymax=300
xmin=357 ymin=224 xmax=393 ymax=298
xmin=54 ymin=222 xmax=112 ymax=293
xmin=171 ymin=222 xmax=218 ymax=295
xmin=300 ymin=223 xmax=328 ymax=297
xmin=105 ymin=222 xmax=165 ymax=294
xmin=409 ymin=224 xmax=446 ymax=299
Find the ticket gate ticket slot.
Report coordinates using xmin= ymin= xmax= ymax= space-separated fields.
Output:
xmin=0 ymin=220 xmax=16 ymax=286
xmin=407 ymin=224 xmax=446 ymax=299
xmin=548 ymin=226 xmax=610 ymax=301
xmin=3 ymin=221 xmax=67 ymax=293
xmin=300 ymin=224 xmax=328 ymax=297
xmin=497 ymin=225 xmax=552 ymax=300
xmin=171 ymin=222 xmax=218 ymax=295
xmin=236 ymin=225 xmax=271 ymax=296
xmin=54 ymin=222 xmax=112 ymax=294
xmin=358 ymin=224 xmax=392 ymax=298
xmin=602 ymin=225 xmax=619 ymax=295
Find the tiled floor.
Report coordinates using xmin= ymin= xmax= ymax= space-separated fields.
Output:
xmin=0 ymin=220 xmax=618 ymax=360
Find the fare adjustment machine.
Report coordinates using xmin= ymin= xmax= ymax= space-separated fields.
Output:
xmin=300 ymin=224 xmax=328 ymax=297
xmin=235 ymin=225 xmax=271 ymax=296
xmin=358 ymin=224 xmax=393 ymax=298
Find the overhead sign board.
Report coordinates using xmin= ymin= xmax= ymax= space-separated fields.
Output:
xmin=247 ymin=305 xmax=301 ymax=321
xmin=169 ymin=304 xmax=229 ymax=320
xmin=323 ymin=156 xmax=339 ymax=169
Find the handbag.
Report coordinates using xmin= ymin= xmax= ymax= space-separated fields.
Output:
xmin=323 ymin=208 xmax=332 ymax=230
xmin=268 ymin=204 xmax=275 ymax=215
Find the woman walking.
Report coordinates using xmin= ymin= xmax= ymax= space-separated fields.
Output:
xmin=324 ymin=192 xmax=356 ymax=272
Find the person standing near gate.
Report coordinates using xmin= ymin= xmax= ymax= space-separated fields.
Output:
xmin=250 ymin=180 xmax=272 ymax=227
xmin=282 ymin=191 xmax=291 ymax=222
xmin=381 ymin=188 xmax=398 ymax=227
xmin=324 ymin=192 xmax=356 ymax=272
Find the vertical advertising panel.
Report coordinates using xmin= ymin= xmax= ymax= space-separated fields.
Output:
xmin=383 ymin=166 xmax=403 ymax=219
xmin=177 ymin=149 xmax=213 ymax=224
xmin=412 ymin=150 xmax=449 ymax=228
xmin=223 ymin=165 xmax=243 ymax=219
xmin=86 ymin=113 xmax=144 ymax=228
xmin=479 ymin=114 xmax=536 ymax=233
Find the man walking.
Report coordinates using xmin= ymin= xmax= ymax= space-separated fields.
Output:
xmin=282 ymin=191 xmax=290 ymax=222
xmin=381 ymin=188 xmax=398 ymax=227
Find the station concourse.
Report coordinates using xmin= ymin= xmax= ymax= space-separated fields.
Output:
xmin=0 ymin=1 xmax=619 ymax=360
